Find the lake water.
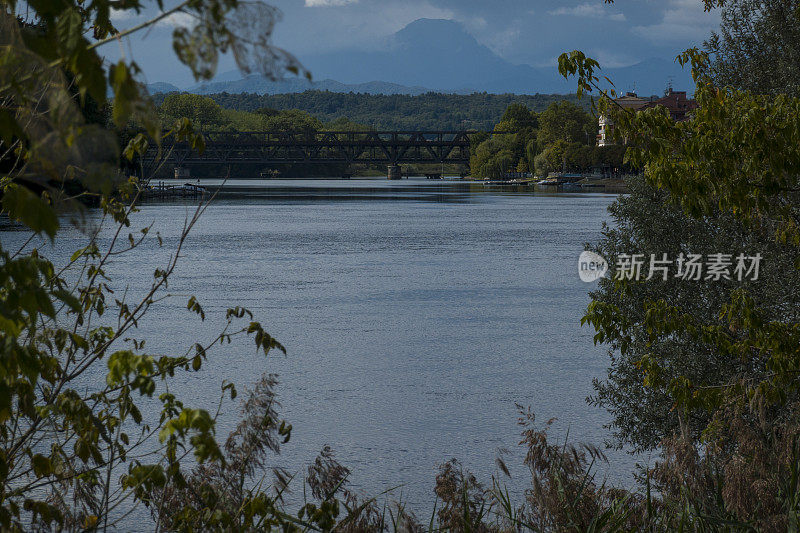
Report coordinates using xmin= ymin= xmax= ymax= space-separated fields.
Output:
xmin=0 ymin=178 xmax=638 ymax=524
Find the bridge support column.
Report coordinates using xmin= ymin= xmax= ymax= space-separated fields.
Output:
xmin=388 ymin=164 xmax=402 ymax=180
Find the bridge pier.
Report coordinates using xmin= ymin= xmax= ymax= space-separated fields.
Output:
xmin=388 ymin=164 xmax=402 ymax=180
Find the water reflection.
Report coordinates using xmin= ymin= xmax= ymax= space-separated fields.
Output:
xmin=142 ymin=177 xmax=608 ymax=203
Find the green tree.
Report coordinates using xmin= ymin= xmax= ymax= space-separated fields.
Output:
xmin=160 ymin=93 xmax=226 ymax=130
xmin=189 ymin=91 xmax=588 ymax=131
xmin=588 ymin=175 xmax=799 ymax=451
xmin=533 ymin=140 xmax=567 ymax=176
xmin=221 ymin=107 xmax=264 ymax=130
xmin=497 ymin=102 xmax=538 ymax=131
xmin=591 ymin=145 xmax=626 ymax=172
xmin=558 ymin=28 xmax=800 ymax=525
xmin=533 ymin=141 xmax=605 ymax=175
xmin=469 ymin=103 xmax=541 ymax=178
xmin=537 ymin=100 xmax=596 ymax=147
xmin=705 ymin=0 xmax=800 ymax=96
xmin=323 ymin=116 xmax=372 ymax=131
xmin=470 ymin=135 xmax=517 ymax=178
xmin=259 ymin=109 xmax=322 ymax=132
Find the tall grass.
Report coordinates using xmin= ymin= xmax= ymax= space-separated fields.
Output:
xmin=145 ymin=378 xmax=800 ymax=532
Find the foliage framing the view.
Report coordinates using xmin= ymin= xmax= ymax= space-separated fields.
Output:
xmin=6 ymin=0 xmax=800 ymax=528
xmin=560 ymin=46 xmax=800 ymax=413
xmin=556 ymin=0 xmax=800 ymax=526
xmin=0 ymin=0 xmax=326 ymax=528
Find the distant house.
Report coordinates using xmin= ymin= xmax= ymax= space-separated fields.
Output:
xmin=597 ymin=88 xmax=697 ymax=147
xmin=597 ymin=92 xmax=649 ymax=147
xmin=641 ymin=88 xmax=698 ymax=122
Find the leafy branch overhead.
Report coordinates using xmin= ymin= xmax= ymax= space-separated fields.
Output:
xmin=0 ymin=0 xmax=307 ymax=226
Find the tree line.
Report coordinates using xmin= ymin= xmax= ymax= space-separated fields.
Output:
xmin=152 ymin=90 xmax=589 ymax=131
xmin=469 ymin=100 xmax=628 ymax=178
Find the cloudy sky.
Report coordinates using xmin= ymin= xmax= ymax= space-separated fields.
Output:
xmin=107 ymin=0 xmax=721 ymax=87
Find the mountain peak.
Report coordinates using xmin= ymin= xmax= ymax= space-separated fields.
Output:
xmin=393 ymin=18 xmax=479 ymax=50
xmin=399 ymin=18 xmax=466 ymax=33
xmin=157 ymin=18 xmax=692 ymax=96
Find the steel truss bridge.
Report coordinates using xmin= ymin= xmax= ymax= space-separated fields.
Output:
xmin=141 ymin=130 xmax=484 ymax=169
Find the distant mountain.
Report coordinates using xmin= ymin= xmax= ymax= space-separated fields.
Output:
xmin=146 ymin=81 xmax=180 ymax=94
xmin=297 ymin=18 xmax=691 ymax=95
xmin=150 ymin=18 xmax=693 ymax=97
xmin=297 ymin=19 xmax=546 ymax=93
xmin=189 ymin=76 xmax=432 ymax=96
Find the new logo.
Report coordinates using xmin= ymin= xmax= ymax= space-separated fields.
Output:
xmin=578 ymin=251 xmax=608 ymax=282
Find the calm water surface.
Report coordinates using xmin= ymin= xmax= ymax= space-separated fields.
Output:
xmin=1 ymin=178 xmax=638 ymax=521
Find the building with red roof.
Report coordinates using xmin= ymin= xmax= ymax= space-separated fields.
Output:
xmin=597 ymin=88 xmax=697 ymax=146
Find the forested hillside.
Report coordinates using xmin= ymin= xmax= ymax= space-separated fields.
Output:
xmin=151 ymin=91 xmax=588 ymax=131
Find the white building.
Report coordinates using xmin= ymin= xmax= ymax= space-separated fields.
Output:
xmin=597 ymin=92 xmax=649 ymax=147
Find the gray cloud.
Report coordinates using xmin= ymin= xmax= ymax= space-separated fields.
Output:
xmin=631 ymin=0 xmax=719 ymax=44
xmin=548 ymin=3 xmax=626 ymax=21
xmin=305 ymin=0 xmax=358 ymax=6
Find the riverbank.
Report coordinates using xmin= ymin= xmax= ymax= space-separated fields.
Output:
xmin=135 ymin=176 xmax=629 ymax=202
xmin=470 ymin=176 xmax=629 ymax=193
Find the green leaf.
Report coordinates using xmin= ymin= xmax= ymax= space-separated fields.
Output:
xmin=1 ymin=184 xmax=59 ymax=239
xmin=187 ymin=296 xmax=205 ymax=320
xmin=31 ymin=454 xmax=52 ymax=477
xmin=73 ymin=47 xmax=108 ymax=104
xmin=52 ymin=289 xmax=81 ymax=313
xmin=0 ymin=109 xmax=24 ymax=144
xmin=0 ymin=316 xmax=22 ymax=338
xmin=0 ymin=383 xmax=11 ymax=422
xmin=56 ymin=8 xmax=83 ymax=54
xmin=109 ymin=61 xmax=142 ymax=127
